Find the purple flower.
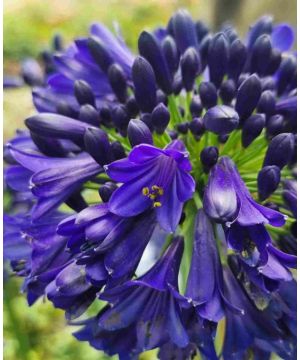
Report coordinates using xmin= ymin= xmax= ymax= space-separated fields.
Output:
xmin=97 ymin=237 xmax=189 ymax=351
xmin=105 ymin=140 xmax=195 ymax=232
xmin=184 ymin=209 xmax=233 ymax=322
xmin=204 ymin=156 xmax=286 ymax=227
xmin=7 ymin=143 xmax=101 ymax=220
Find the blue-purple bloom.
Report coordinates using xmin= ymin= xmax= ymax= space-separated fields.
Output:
xmin=105 ymin=141 xmax=195 ymax=232
xmin=4 ymin=9 xmax=297 ymax=360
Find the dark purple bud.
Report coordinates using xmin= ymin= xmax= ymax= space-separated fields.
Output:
xmin=190 ymin=96 xmax=203 ymax=116
xmin=218 ymin=134 xmax=229 ymax=143
xmin=222 ymin=25 xmax=238 ymax=44
xmin=125 ymin=96 xmax=139 ymax=118
xmin=247 ymin=15 xmax=273 ymax=49
xmin=56 ymin=101 xmax=77 ymax=118
xmin=162 ymin=35 xmax=179 ymax=74
xmin=237 ymin=73 xmax=249 ymax=88
xmin=263 ymin=133 xmax=295 ymax=168
xmin=266 ymin=49 xmax=282 ymax=75
xmin=172 ymin=9 xmax=198 ymax=53
xmin=25 ymin=113 xmax=90 ymax=143
xmin=199 ymin=34 xmax=212 ymax=71
xmin=208 ymin=33 xmax=229 ymax=88
xmin=132 ymin=56 xmax=157 ymax=113
xmin=235 ymin=74 xmax=262 ymax=120
xmin=30 ymin=132 xmax=67 ymax=157
xmin=257 ymin=90 xmax=276 ymax=116
xmin=250 ymin=35 xmax=272 ymax=75
xmin=108 ymin=63 xmax=127 ymax=103
xmin=156 ymin=89 xmax=168 ymax=106
xmin=140 ymin=113 xmax=154 ymax=131
xmin=98 ymin=182 xmax=117 ymax=203
xmin=200 ymin=146 xmax=219 ymax=172
xmin=21 ymin=58 xmax=44 ymax=86
xmin=83 ymin=127 xmax=111 ymax=166
xmin=127 ymin=119 xmax=153 ymax=147
xmin=199 ymin=81 xmax=217 ymax=109
xmin=87 ymin=36 xmax=113 ymax=73
xmin=203 ymin=105 xmax=239 ymax=135
xmin=177 ymin=122 xmax=189 ymax=134
xmin=74 ymin=80 xmax=95 ymax=106
xmin=228 ymin=39 xmax=247 ymax=80
xmin=189 ymin=117 xmax=205 ymax=136
xmin=111 ymin=141 xmax=126 ymax=160
xmin=257 ymin=165 xmax=281 ymax=200
xmin=261 ymin=76 xmax=276 ymax=91
xmin=151 ymin=102 xmax=170 ymax=134
xmin=242 ymin=113 xmax=266 ymax=147
xmin=99 ymin=105 xmax=111 ymax=126
xmin=138 ymin=31 xmax=173 ymax=94
xmin=266 ymin=114 xmax=284 ymax=138
xmin=180 ymin=47 xmax=200 ymax=91
xmin=195 ymin=20 xmax=209 ymax=43
xmin=277 ymin=56 xmax=296 ymax=95
xmin=283 ymin=190 xmax=297 ymax=218
xmin=52 ymin=33 xmax=64 ymax=52
xmin=172 ymin=75 xmax=183 ymax=95
xmin=168 ymin=130 xmax=178 ymax=139
xmin=41 ymin=50 xmax=56 ymax=75
xmin=65 ymin=191 xmax=87 ymax=213
xmin=79 ymin=104 xmax=100 ymax=126
xmin=219 ymin=79 xmax=236 ymax=104
xmin=111 ymin=105 xmax=130 ymax=131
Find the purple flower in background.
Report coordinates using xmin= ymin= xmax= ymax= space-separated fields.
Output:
xmin=105 ymin=141 xmax=195 ymax=232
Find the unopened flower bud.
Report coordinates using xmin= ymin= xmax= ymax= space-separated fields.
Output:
xmin=74 ymin=80 xmax=95 ymax=106
xmin=132 ymin=56 xmax=157 ymax=113
xmin=242 ymin=113 xmax=266 ymax=148
xmin=181 ymin=47 xmax=200 ymax=91
xmin=200 ymin=146 xmax=219 ymax=172
xmin=203 ymin=105 xmax=239 ymax=135
xmin=88 ymin=36 xmax=113 ymax=73
xmin=108 ymin=63 xmax=127 ymax=103
xmin=138 ymin=31 xmax=173 ymax=94
xmin=199 ymin=81 xmax=217 ymax=109
xmin=208 ymin=33 xmax=229 ymax=88
xmin=79 ymin=104 xmax=100 ymax=126
xmin=235 ymin=74 xmax=262 ymax=120
xmin=263 ymin=133 xmax=295 ymax=169
xmin=83 ymin=127 xmax=112 ymax=166
xmin=151 ymin=103 xmax=170 ymax=134
xmin=127 ymin=119 xmax=153 ymax=147
xmin=219 ymin=79 xmax=236 ymax=104
xmin=257 ymin=165 xmax=281 ymax=200
xmin=99 ymin=182 xmax=118 ymax=203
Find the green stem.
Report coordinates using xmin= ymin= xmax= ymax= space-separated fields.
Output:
xmin=168 ymin=94 xmax=182 ymax=126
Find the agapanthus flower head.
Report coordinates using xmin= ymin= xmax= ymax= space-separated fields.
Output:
xmin=4 ymin=8 xmax=297 ymax=360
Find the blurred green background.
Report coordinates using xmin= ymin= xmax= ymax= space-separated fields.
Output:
xmin=3 ymin=0 xmax=296 ymax=359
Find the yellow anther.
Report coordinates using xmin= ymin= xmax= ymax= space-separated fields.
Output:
xmin=152 ymin=185 xmax=159 ymax=191
xmin=149 ymin=194 xmax=156 ymax=200
xmin=153 ymin=201 xmax=162 ymax=208
xmin=158 ymin=187 xmax=164 ymax=195
xmin=142 ymin=187 xmax=150 ymax=196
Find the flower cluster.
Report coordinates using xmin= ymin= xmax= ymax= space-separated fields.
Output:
xmin=4 ymin=10 xmax=297 ymax=359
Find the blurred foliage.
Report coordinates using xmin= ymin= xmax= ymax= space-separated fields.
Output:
xmin=3 ymin=0 xmax=296 ymax=359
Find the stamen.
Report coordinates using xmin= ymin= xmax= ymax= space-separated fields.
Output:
xmin=153 ymin=201 xmax=162 ymax=207
xmin=142 ymin=187 xmax=150 ymax=196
